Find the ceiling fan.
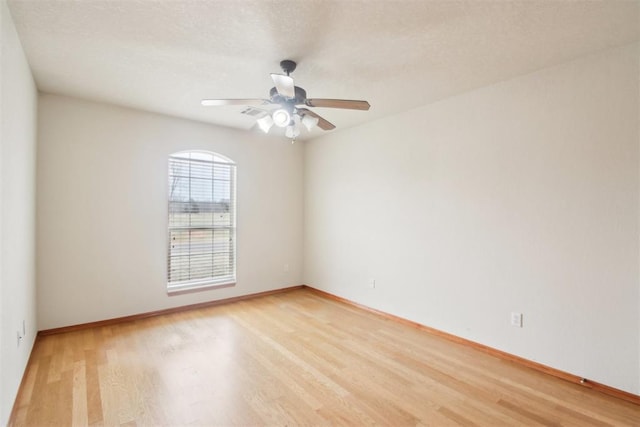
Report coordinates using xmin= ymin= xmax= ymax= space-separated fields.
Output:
xmin=201 ymin=60 xmax=370 ymax=140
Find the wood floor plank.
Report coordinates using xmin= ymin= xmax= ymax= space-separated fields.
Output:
xmin=10 ymin=288 xmax=640 ymax=426
xmin=71 ymin=360 xmax=88 ymax=427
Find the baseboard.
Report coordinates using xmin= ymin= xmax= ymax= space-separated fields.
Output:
xmin=38 ymin=285 xmax=304 ymax=336
xmin=7 ymin=335 xmax=38 ymax=427
xmin=303 ymin=285 xmax=640 ymax=406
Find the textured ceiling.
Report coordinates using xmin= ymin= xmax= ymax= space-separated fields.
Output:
xmin=7 ymin=0 xmax=640 ymax=141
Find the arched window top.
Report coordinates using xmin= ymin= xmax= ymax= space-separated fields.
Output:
xmin=170 ymin=150 xmax=234 ymax=165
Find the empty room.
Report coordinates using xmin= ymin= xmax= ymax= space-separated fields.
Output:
xmin=2 ymin=0 xmax=640 ymax=425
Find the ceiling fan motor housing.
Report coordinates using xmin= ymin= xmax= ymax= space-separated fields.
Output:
xmin=269 ymin=86 xmax=307 ymax=107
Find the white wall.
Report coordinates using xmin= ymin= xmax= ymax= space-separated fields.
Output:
xmin=0 ymin=0 xmax=38 ymax=424
xmin=37 ymin=94 xmax=304 ymax=330
xmin=304 ymin=43 xmax=640 ymax=394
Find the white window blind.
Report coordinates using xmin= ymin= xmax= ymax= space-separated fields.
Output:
xmin=167 ymin=151 xmax=236 ymax=292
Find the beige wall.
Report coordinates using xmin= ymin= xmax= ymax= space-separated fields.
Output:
xmin=304 ymin=43 xmax=640 ymax=394
xmin=0 ymin=0 xmax=38 ymax=424
xmin=37 ymin=94 xmax=304 ymax=329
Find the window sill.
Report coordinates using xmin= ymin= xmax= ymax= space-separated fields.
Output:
xmin=167 ymin=279 xmax=236 ymax=295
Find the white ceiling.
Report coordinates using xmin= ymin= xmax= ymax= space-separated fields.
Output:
xmin=7 ymin=0 xmax=640 ymax=141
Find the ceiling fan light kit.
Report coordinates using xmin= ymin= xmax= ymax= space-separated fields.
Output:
xmin=302 ymin=114 xmax=319 ymax=131
xmin=256 ymin=114 xmax=274 ymax=133
xmin=272 ymin=109 xmax=291 ymax=127
xmin=202 ymin=60 xmax=370 ymax=142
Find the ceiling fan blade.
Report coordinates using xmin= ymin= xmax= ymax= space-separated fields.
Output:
xmin=305 ymin=99 xmax=370 ymax=111
xmin=201 ymin=99 xmax=269 ymax=106
xmin=297 ymin=108 xmax=336 ymax=131
xmin=270 ymin=74 xmax=295 ymax=98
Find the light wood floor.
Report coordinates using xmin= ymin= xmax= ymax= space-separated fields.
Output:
xmin=10 ymin=288 xmax=640 ymax=426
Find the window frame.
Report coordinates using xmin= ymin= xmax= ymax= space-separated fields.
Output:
xmin=166 ymin=150 xmax=237 ymax=294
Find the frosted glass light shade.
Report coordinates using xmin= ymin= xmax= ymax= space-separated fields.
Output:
xmin=302 ymin=114 xmax=319 ymax=131
xmin=285 ymin=125 xmax=300 ymax=139
xmin=272 ymin=109 xmax=291 ymax=127
xmin=256 ymin=115 xmax=274 ymax=133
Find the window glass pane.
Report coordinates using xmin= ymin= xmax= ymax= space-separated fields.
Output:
xmin=167 ymin=151 xmax=236 ymax=289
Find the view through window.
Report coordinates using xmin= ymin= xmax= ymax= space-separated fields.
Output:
xmin=167 ymin=151 xmax=236 ymax=292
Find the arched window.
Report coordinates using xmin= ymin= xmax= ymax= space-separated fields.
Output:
xmin=167 ymin=151 xmax=236 ymax=292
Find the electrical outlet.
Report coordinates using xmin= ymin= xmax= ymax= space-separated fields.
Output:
xmin=368 ymin=278 xmax=376 ymax=289
xmin=17 ymin=331 xmax=23 ymax=347
xmin=510 ymin=312 xmax=523 ymax=328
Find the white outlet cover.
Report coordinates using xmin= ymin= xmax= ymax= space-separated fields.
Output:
xmin=510 ymin=312 xmax=523 ymax=327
